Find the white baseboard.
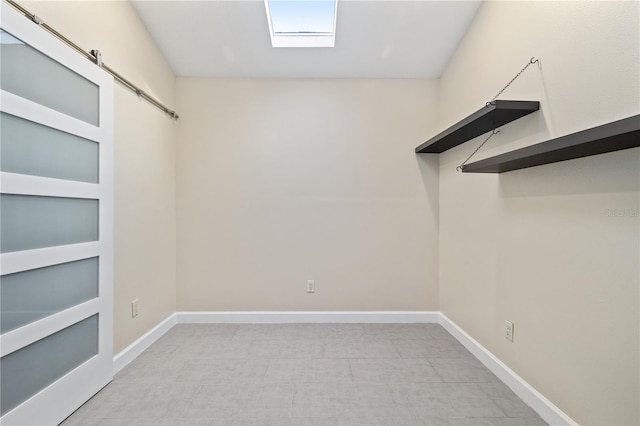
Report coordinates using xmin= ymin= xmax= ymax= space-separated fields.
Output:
xmin=439 ymin=313 xmax=577 ymax=426
xmin=111 ymin=310 xmax=576 ymax=426
xmin=175 ymin=311 xmax=440 ymax=324
xmin=112 ymin=313 xmax=176 ymax=374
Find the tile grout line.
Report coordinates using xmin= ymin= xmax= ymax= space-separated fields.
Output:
xmin=424 ymin=357 xmax=445 ymax=384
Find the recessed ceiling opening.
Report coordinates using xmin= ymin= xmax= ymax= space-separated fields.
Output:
xmin=264 ymin=0 xmax=337 ymax=48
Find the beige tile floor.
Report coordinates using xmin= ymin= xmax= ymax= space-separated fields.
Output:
xmin=62 ymin=324 xmax=547 ymax=426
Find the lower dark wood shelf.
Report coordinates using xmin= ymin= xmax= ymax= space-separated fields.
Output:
xmin=461 ymin=114 xmax=640 ymax=173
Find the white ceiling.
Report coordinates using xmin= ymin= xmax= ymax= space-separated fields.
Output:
xmin=132 ymin=0 xmax=483 ymax=79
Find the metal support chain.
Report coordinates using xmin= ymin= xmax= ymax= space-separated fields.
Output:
xmin=457 ymin=57 xmax=539 ymax=171
xmin=487 ymin=57 xmax=539 ymax=106
xmin=456 ymin=129 xmax=500 ymax=172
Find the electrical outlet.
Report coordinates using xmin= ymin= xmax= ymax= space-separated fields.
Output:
xmin=307 ymin=280 xmax=315 ymax=293
xmin=505 ymin=320 xmax=514 ymax=342
xmin=131 ymin=299 xmax=139 ymax=318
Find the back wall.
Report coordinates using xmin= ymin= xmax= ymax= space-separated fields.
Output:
xmin=176 ymin=79 xmax=439 ymax=311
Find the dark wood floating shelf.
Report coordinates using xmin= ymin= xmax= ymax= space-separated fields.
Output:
xmin=415 ymin=100 xmax=540 ymax=154
xmin=461 ymin=114 xmax=640 ymax=173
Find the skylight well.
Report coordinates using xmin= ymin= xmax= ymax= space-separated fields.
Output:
xmin=264 ymin=0 xmax=337 ymax=48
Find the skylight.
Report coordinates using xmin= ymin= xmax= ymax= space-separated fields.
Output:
xmin=264 ymin=0 xmax=337 ymax=48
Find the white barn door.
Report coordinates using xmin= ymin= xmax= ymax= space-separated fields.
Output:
xmin=0 ymin=3 xmax=114 ymax=425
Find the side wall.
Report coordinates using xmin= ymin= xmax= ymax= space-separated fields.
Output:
xmin=437 ymin=2 xmax=639 ymax=425
xmin=25 ymin=0 xmax=178 ymax=354
xmin=176 ymin=79 xmax=439 ymax=312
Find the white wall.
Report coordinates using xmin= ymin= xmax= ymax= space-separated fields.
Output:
xmin=176 ymin=79 xmax=439 ymax=312
xmin=437 ymin=2 xmax=639 ymax=425
xmin=24 ymin=0 xmax=178 ymax=354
